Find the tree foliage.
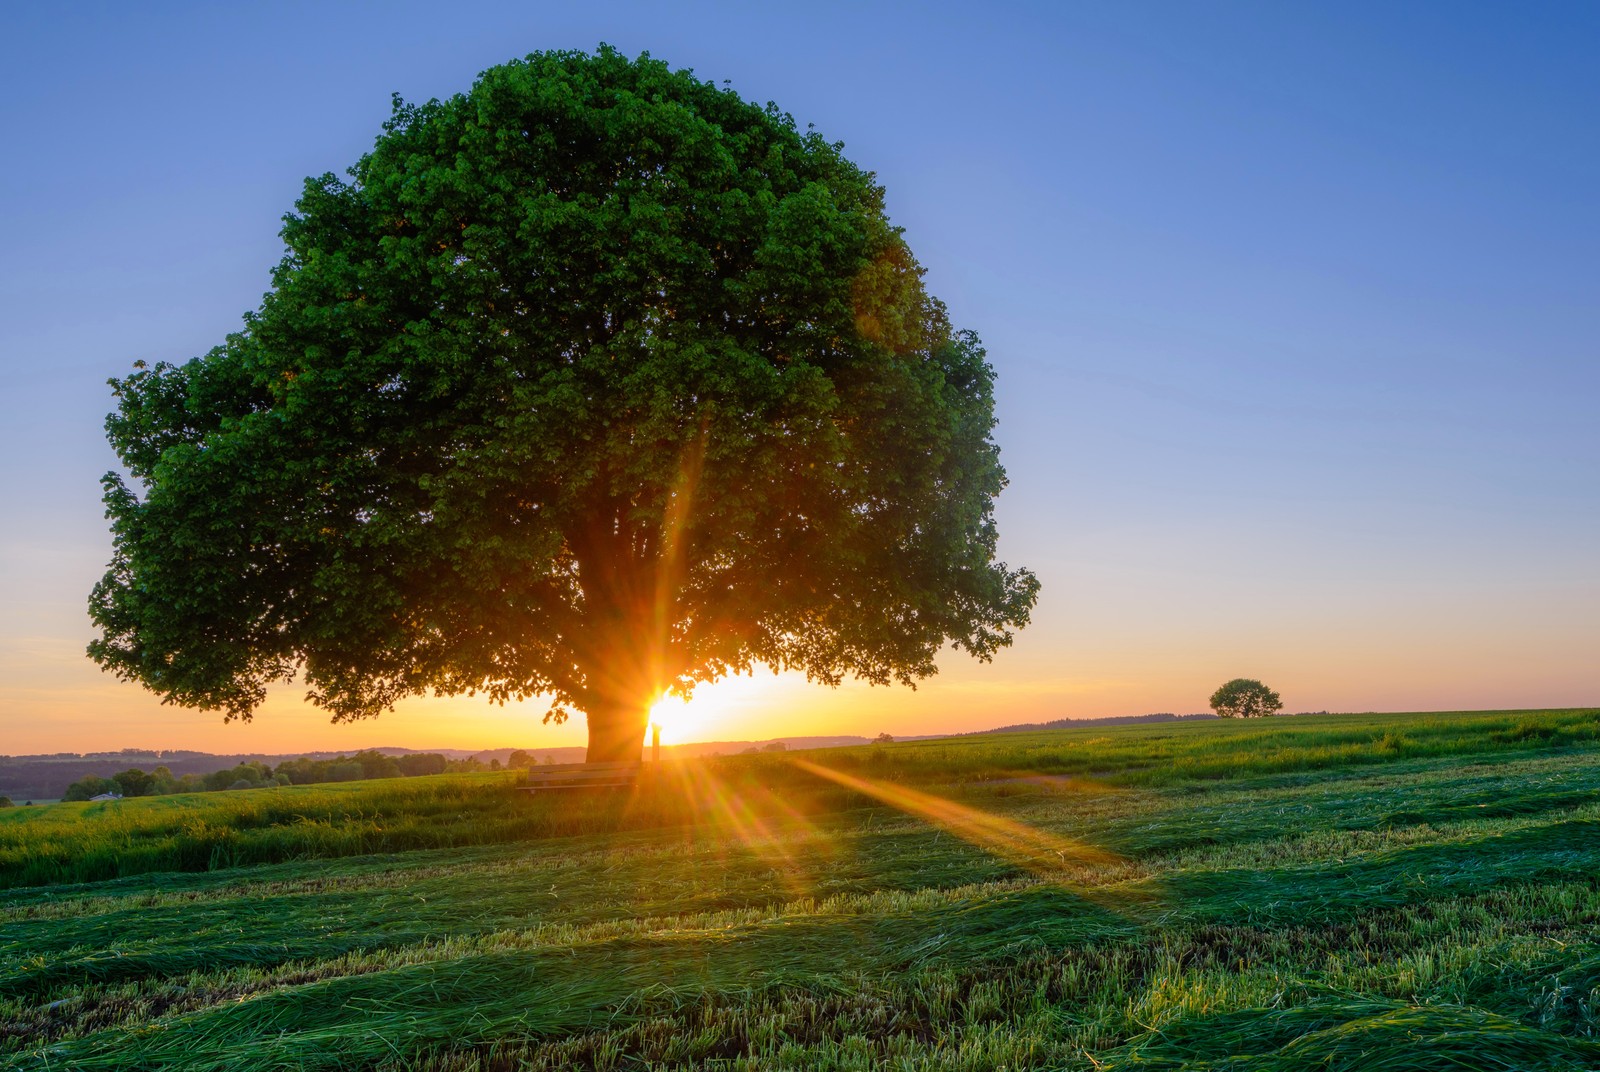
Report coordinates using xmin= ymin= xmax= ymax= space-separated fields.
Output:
xmin=89 ymin=47 xmax=1039 ymax=761
xmin=1209 ymin=678 xmax=1284 ymax=719
xmin=397 ymin=752 xmax=450 ymax=777
xmin=110 ymin=768 xmax=156 ymax=798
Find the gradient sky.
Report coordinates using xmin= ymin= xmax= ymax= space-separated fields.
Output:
xmin=2 ymin=1 xmax=1596 ymax=755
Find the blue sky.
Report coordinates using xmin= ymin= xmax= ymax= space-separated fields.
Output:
xmin=1 ymin=2 xmax=1595 ymax=752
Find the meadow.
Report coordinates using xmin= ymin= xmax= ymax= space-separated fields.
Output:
xmin=4 ymin=708 xmax=1599 ymax=1070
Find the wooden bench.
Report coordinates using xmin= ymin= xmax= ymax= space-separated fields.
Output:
xmin=519 ymin=761 xmax=642 ymax=794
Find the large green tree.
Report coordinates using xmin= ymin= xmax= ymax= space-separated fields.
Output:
xmin=89 ymin=47 xmax=1039 ymax=762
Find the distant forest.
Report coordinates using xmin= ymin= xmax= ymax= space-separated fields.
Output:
xmin=61 ymin=750 xmax=452 ymax=801
xmin=1 ymin=749 xmax=562 ymax=804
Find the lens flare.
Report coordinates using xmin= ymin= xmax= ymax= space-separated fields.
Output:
xmin=621 ymin=755 xmax=833 ymax=902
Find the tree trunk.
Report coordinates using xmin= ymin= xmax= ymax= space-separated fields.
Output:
xmin=584 ymin=697 xmax=651 ymax=764
xmin=568 ymin=543 xmax=668 ymax=764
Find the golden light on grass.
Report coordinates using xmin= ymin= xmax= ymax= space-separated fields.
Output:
xmin=633 ymin=756 xmax=835 ymax=902
xmin=788 ymin=757 xmax=1136 ymax=887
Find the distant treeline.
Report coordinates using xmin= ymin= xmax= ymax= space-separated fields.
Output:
xmin=60 ymin=749 xmax=545 ymax=801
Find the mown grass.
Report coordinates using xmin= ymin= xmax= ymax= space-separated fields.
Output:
xmin=0 ymin=766 xmax=868 ymax=891
xmin=3 ymin=707 xmax=1598 ymax=1070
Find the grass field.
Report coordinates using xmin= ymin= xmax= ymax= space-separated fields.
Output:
xmin=4 ymin=708 xmax=1599 ymax=1070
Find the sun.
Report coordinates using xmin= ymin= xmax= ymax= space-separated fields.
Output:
xmin=643 ymin=673 xmax=804 ymax=747
xmin=648 ymin=694 xmax=707 ymax=746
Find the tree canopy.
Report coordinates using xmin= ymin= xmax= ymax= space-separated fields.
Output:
xmin=1209 ymin=679 xmax=1284 ymax=719
xmin=89 ymin=47 xmax=1039 ymax=761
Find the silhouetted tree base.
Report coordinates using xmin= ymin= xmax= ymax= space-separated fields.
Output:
xmin=584 ymin=705 xmax=650 ymax=765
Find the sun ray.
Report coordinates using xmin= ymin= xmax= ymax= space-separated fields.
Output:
xmin=625 ymin=756 xmax=835 ymax=902
xmin=787 ymin=758 xmax=1147 ymax=902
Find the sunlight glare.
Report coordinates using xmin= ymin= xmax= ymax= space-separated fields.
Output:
xmin=648 ymin=694 xmax=701 ymax=745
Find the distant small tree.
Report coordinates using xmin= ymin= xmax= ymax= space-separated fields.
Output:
xmin=1209 ymin=678 xmax=1283 ymax=719
xmin=762 ymin=742 xmax=788 ymax=753
xmin=0 ymin=796 xmax=12 ymax=808
xmin=506 ymin=750 xmax=532 ymax=770
xmin=874 ymin=732 xmax=895 ymax=744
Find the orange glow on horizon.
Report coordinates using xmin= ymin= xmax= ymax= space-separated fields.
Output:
xmin=7 ymin=603 xmax=1599 ymax=755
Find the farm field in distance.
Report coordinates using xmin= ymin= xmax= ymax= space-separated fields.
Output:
xmin=5 ymin=708 xmax=1600 ymax=1071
